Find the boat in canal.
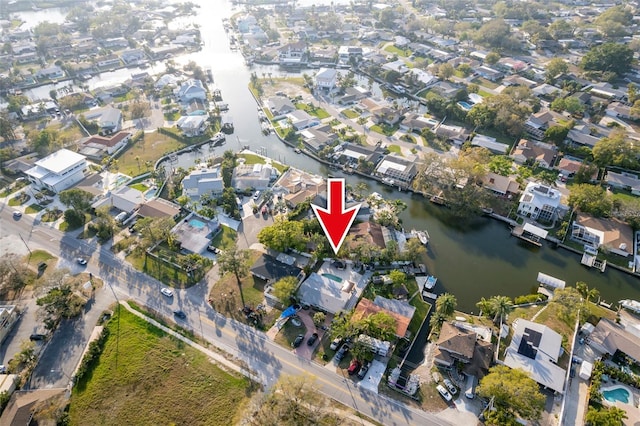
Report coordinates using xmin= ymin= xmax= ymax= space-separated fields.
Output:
xmin=411 ymin=229 xmax=429 ymax=245
xmin=620 ymin=299 xmax=640 ymax=314
xmin=424 ymin=275 xmax=437 ymax=290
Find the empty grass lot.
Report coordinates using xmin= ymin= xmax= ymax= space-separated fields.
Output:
xmin=69 ymin=308 xmax=254 ymax=425
xmin=117 ymin=131 xmax=186 ymax=176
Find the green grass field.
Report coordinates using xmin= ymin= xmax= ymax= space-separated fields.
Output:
xmin=69 ymin=307 xmax=254 ymax=425
xmin=210 ymin=225 xmax=237 ymax=250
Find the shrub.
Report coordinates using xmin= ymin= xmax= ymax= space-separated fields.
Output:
xmin=74 ymin=327 xmax=110 ymax=384
xmin=514 ymin=294 xmax=547 ymax=305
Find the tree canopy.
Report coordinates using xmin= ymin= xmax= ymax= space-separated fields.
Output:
xmin=592 ymin=131 xmax=640 ymax=170
xmin=257 ymin=218 xmax=307 ymax=252
xmin=568 ymin=184 xmax=613 ymax=218
xmin=477 ymin=365 xmax=545 ymax=423
xmin=271 ymin=276 xmax=298 ymax=303
xmin=59 ymin=188 xmax=94 ymax=213
xmin=216 ymin=242 xmax=251 ymax=305
xmin=581 ymin=43 xmax=634 ymax=76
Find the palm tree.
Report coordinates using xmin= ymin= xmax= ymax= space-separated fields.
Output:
xmin=489 ymin=295 xmax=514 ymax=325
xmin=436 ymin=293 xmax=457 ymax=318
xmin=476 ymin=297 xmax=493 ymax=317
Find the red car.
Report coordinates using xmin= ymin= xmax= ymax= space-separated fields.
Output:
xmin=347 ymin=359 xmax=361 ymax=375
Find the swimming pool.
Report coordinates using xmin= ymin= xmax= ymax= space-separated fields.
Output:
xmin=457 ymin=101 xmax=473 ymax=111
xmin=322 ymin=273 xmax=343 ymax=283
xmin=602 ymin=385 xmax=632 ymax=404
xmin=189 ymin=219 xmax=207 ymax=229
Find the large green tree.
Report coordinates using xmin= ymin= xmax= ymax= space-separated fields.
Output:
xmin=581 ymin=43 xmax=634 ymax=76
xmin=568 ymin=184 xmax=613 ymax=217
xmin=271 ymin=276 xmax=298 ymax=303
xmin=545 ymin=58 xmax=568 ymax=83
xmin=592 ymin=131 xmax=640 ymax=170
xmin=257 ymin=218 xmax=307 ymax=252
xmin=477 ymin=365 xmax=545 ymax=423
xmin=59 ymin=188 xmax=94 ymax=213
xmin=585 ymin=405 xmax=628 ymax=426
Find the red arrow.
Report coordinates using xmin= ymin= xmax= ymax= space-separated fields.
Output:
xmin=312 ymin=178 xmax=361 ymax=254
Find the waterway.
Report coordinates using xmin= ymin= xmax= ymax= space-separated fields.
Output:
xmin=14 ymin=1 xmax=640 ymax=314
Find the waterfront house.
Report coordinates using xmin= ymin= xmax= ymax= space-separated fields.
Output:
xmin=154 ymin=74 xmax=181 ymax=90
xmin=83 ymin=107 xmax=123 ymax=135
xmin=300 ymin=125 xmax=338 ymax=153
xmin=120 ymin=49 xmax=146 ymax=64
xmin=348 ymin=221 xmax=390 ymax=251
xmin=374 ymin=154 xmax=418 ymax=187
xmin=175 ymin=115 xmax=208 ymax=137
xmin=273 ymin=168 xmax=325 ymax=208
xmin=606 ymin=171 xmax=640 ymax=196
xmin=337 ymin=86 xmax=370 ymax=106
xmin=571 ymin=213 xmax=634 ymax=258
xmin=434 ymin=322 xmax=493 ymax=378
xmin=336 ymin=143 xmax=383 ymax=166
xmin=231 ymin=163 xmax=276 ymax=191
xmin=382 ymin=60 xmax=409 ymax=74
xmin=482 ymin=172 xmax=520 ymax=197
xmin=297 ymin=261 xmax=366 ymax=314
xmin=287 ymin=110 xmax=319 ymax=131
xmin=182 ymin=166 xmax=224 ymax=199
xmin=510 ymin=139 xmax=557 ymax=168
xmin=25 ymin=149 xmax=87 ymax=193
xmin=314 ymin=67 xmax=338 ymax=92
xmin=503 ymin=319 xmax=566 ymax=394
xmin=175 ymin=79 xmax=207 ymax=103
xmin=278 ymin=41 xmax=307 ymax=66
xmin=186 ymin=99 xmax=208 ymax=116
xmin=266 ymin=96 xmax=296 ymax=119
xmin=78 ymin=131 xmax=132 ymax=160
xmin=352 ymin=298 xmax=412 ymax=339
xmin=588 ymin=318 xmax=640 ymax=364
xmin=236 ymin=14 xmax=258 ymax=33
xmin=338 ymin=45 xmax=363 ymax=63
xmin=517 ymin=182 xmax=562 ymax=222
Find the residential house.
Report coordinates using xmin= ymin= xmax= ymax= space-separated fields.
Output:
xmin=176 ymin=115 xmax=209 ymax=137
xmin=400 ymin=113 xmax=439 ymax=133
xmin=35 ymin=66 xmax=64 ymax=80
xmin=96 ymin=56 xmax=122 ymax=68
xmin=606 ymin=171 xmax=640 ymax=196
xmin=532 ymin=83 xmax=563 ymax=98
xmin=510 ymin=139 xmax=557 ymax=168
xmin=571 ymin=213 xmax=634 ymax=257
xmin=497 ymin=57 xmax=528 ymax=73
xmin=374 ymin=154 xmax=418 ymax=186
xmin=278 ymin=41 xmax=307 ymax=66
xmin=588 ymin=318 xmax=640 ymax=364
xmin=502 ymin=75 xmax=537 ymax=88
xmin=231 ymin=163 xmax=276 ymax=191
xmin=297 ymin=265 xmax=366 ymax=314
xmin=435 ymin=124 xmax=471 ymax=145
xmin=182 ymin=166 xmax=224 ymax=199
xmin=274 ymin=168 xmax=325 ymax=208
xmin=589 ymin=82 xmax=626 ymax=101
xmin=338 ymin=45 xmax=363 ymax=63
xmin=434 ymin=322 xmax=493 ymax=378
xmin=348 ymin=221 xmax=388 ymax=251
xmin=83 ymin=107 xmax=123 ymax=134
xmin=475 ymin=66 xmax=504 ymax=82
xmin=336 ymin=143 xmax=383 ymax=166
xmin=482 ymin=172 xmax=520 ymax=197
xmin=337 ymin=86 xmax=370 ymax=106
xmin=101 ymin=37 xmax=129 ymax=49
xmin=266 ymin=96 xmax=296 ymax=119
xmin=517 ymin=182 xmax=562 ymax=222
xmin=154 ymin=74 xmax=181 ymax=90
xmin=352 ymin=298 xmax=413 ymax=339
xmin=565 ymin=128 xmax=600 ymax=149
xmin=556 ymin=157 xmax=597 ymax=181
xmin=606 ymin=102 xmax=633 ymax=120
xmin=525 ymin=110 xmax=565 ymax=140
xmin=137 ymin=198 xmax=181 ymax=219
xmin=430 ymin=81 xmax=463 ymax=98
xmin=503 ymin=319 xmax=566 ymax=393
xmin=470 ymin=134 xmax=510 ymax=154
xmin=186 ymin=99 xmax=208 ymax=116
xmin=120 ymin=49 xmax=146 ymax=64
xmin=287 ymin=110 xmax=320 ymax=131
xmin=382 ymin=60 xmax=409 ymax=74
xmin=251 ymin=253 xmax=303 ymax=284
xmin=315 ymin=67 xmax=338 ymax=92
xmin=25 ymin=149 xmax=87 ymax=193
xmin=236 ymin=14 xmax=258 ymax=33
xmin=299 ymin=125 xmax=338 ymax=153
xmin=78 ymin=131 xmax=132 ymax=160
xmin=110 ymin=185 xmax=144 ymax=213
xmin=0 ymin=305 xmax=18 ymax=344
xmin=370 ymin=106 xmax=402 ymax=126
xmin=175 ymin=79 xmax=207 ymax=103
xmin=409 ymin=68 xmax=437 ymax=86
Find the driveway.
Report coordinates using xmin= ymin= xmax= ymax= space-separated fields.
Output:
xmin=290 ymin=309 xmax=327 ymax=360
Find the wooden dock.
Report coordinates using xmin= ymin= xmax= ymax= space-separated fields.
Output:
xmin=581 ymin=253 xmax=607 ymax=272
xmin=511 ymin=226 xmax=542 ymax=247
xmin=422 ymin=291 xmax=438 ymax=300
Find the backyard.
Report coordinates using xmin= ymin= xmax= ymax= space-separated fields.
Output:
xmin=69 ymin=307 xmax=255 ymax=425
xmin=116 ymin=131 xmax=186 ymax=176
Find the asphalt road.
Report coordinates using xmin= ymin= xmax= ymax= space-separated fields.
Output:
xmin=0 ymin=207 xmax=451 ymax=425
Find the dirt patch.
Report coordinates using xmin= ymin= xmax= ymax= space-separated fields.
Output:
xmin=260 ymin=79 xmax=307 ymax=99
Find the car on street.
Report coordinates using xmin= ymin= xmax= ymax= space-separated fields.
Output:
xmin=330 ymin=337 xmax=342 ymax=351
xmin=292 ymin=334 xmax=304 ymax=348
xmin=335 ymin=344 xmax=349 ymax=361
xmin=443 ymin=378 xmax=458 ymax=395
xmin=307 ymin=332 xmax=319 ymax=346
xmin=13 ymin=211 xmax=22 ymax=218
xmin=437 ymin=384 xmax=453 ymax=402
xmin=76 ymin=258 xmax=87 ymax=266
xmin=357 ymin=361 xmax=370 ymax=379
xmin=347 ymin=359 xmax=361 ymax=375
xmin=161 ymin=287 xmax=174 ymax=297
xmin=173 ymin=310 xmax=186 ymax=319
xmin=30 ymin=334 xmax=47 ymax=341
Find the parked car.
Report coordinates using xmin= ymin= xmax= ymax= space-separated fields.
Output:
xmin=347 ymin=359 xmax=361 ymax=375
xmin=335 ymin=344 xmax=349 ymax=361
xmin=30 ymin=334 xmax=46 ymax=341
xmin=307 ymin=332 xmax=318 ymax=346
xmin=12 ymin=211 xmax=22 ymax=218
xmin=161 ymin=287 xmax=174 ymax=297
xmin=173 ymin=310 xmax=186 ymax=319
xmin=357 ymin=361 xmax=370 ymax=379
xmin=37 ymin=262 xmax=47 ymax=271
xmin=330 ymin=337 xmax=342 ymax=351
xmin=443 ymin=378 xmax=458 ymax=395
xmin=252 ymin=190 xmax=260 ymax=200
xmin=437 ymin=384 xmax=453 ymax=402
xmin=76 ymin=257 xmax=87 ymax=266
xmin=292 ymin=334 xmax=304 ymax=348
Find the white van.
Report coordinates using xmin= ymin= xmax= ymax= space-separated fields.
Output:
xmin=464 ymin=374 xmax=476 ymax=399
xmin=115 ymin=211 xmax=129 ymax=224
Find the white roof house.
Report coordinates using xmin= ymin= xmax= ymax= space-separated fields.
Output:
xmin=298 ymin=268 xmax=367 ymax=314
xmin=176 ymin=115 xmax=209 ymax=137
xmin=471 ymin=134 xmax=510 ymax=154
xmin=503 ymin=319 xmax=566 ymax=393
xmin=25 ymin=149 xmax=87 ymax=193
xmin=231 ymin=163 xmax=276 ymax=191
xmin=110 ymin=185 xmax=144 ymax=213
xmin=606 ymin=171 xmax=640 ymax=196
xmin=175 ymin=78 xmax=207 ymax=102
xmin=517 ymin=182 xmax=562 ymax=222
xmin=315 ymin=67 xmax=338 ymax=91
xmin=182 ymin=166 xmax=224 ymax=198
xmin=287 ymin=110 xmax=320 ymax=131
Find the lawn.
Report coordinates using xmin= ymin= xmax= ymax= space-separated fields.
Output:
xmin=25 ymin=249 xmax=56 ymax=266
xmin=127 ymin=251 xmax=191 ymax=288
xmin=210 ymin=225 xmax=237 ymax=250
xmin=130 ymin=183 xmax=149 ymax=192
xmin=116 ymin=131 xmax=186 ymax=176
xmin=25 ymin=204 xmax=44 ymax=214
xmin=273 ymin=317 xmax=308 ymax=348
xmin=387 ymin=144 xmax=402 ymax=155
xmin=295 ymin=102 xmax=330 ymax=119
xmin=69 ymin=307 xmax=254 ymax=425
xmin=471 ymin=77 xmax=499 ymax=89
xmin=370 ymin=124 xmax=399 ymax=137
xmin=383 ymin=45 xmax=411 ymax=57
xmin=238 ymin=153 xmax=288 ymax=174
xmin=342 ymin=109 xmax=360 ymax=119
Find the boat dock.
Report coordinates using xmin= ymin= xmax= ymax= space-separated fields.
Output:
xmin=581 ymin=253 xmax=607 ymax=272
xmin=422 ymin=291 xmax=438 ymax=300
xmin=511 ymin=223 xmax=548 ymax=247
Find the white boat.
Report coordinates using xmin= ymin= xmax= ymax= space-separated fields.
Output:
xmin=620 ymin=299 xmax=640 ymax=314
xmin=411 ymin=229 xmax=429 ymax=245
xmin=424 ymin=275 xmax=437 ymax=290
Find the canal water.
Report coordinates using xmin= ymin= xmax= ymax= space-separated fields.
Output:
xmin=15 ymin=1 xmax=640 ymax=315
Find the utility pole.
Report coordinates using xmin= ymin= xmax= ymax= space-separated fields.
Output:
xmin=106 ymin=281 xmax=121 ymax=372
xmin=19 ymin=233 xmax=32 ymax=263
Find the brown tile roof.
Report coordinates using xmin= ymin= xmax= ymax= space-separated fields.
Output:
xmin=462 ymin=340 xmax=493 ymax=378
xmin=349 ymin=222 xmax=386 ymax=248
xmin=436 ymin=322 xmax=476 ymax=362
xmin=138 ymin=198 xmax=181 ymax=218
xmin=575 ymin=213 xmax=634 ymax=255
xmin=81 ymin=131 xmax=131 ymax=148
xmin=351 ymin=298 xmax=410 ymax=338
